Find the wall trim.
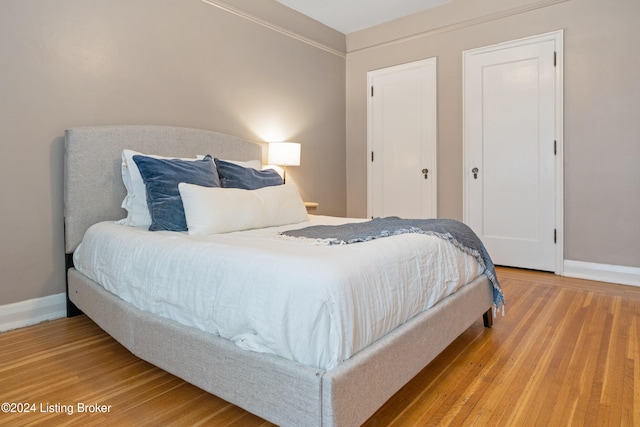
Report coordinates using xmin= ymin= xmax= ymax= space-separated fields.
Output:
xmin=563 ymin=260 xmax=640 ymax=288
xmin=0 ymin=293 xmax=66 ymax=333
xmin=200 ymin=0 xmax=346 ymax=58
xmin=347 ymin=0 xmax=570 ymax=54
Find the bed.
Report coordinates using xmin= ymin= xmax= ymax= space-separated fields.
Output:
xmin=64 ymin=125 xmax=500 ymax=427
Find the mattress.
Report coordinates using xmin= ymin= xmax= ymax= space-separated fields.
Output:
xmin=72 ymin=215 xmax=482 ymax=370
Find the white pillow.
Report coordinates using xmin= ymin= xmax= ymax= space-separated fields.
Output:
xmin=118 ymin=150 xmax=203 ymax=227
xmin=178 ymin=183 xmax=308 ymax=235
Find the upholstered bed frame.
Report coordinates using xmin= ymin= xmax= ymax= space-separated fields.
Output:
xmin=64 ymin=125 xmax=494 ymax=427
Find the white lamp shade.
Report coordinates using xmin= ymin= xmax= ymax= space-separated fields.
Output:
xmin=268 ymin=142 xmax=301 ymax=166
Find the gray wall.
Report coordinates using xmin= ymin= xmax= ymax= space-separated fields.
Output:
xmin=0 ymin=0 xmax=346 ymax=305
xmin=3 ymin=0 xmax=638 ymax=308
xmin=346 ymin=0 xmax=640 ymax=268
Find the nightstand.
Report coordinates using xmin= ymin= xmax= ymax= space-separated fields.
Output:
xmin=304 ymin=202 xmax=318 ymax=212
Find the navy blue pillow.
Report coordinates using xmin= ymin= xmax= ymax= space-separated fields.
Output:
xmin=133 ymin=155 xmax=220 ymax=231
xmin=214 ymin=158 xmax=283 ymax=190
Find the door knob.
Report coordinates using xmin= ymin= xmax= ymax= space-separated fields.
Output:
xmin=422 ymin=168 xmax=429 ymax=179
xmin=472 ymin=167 xmax=479 ymax=179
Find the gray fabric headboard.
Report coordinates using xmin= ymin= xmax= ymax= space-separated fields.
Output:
xmin=64 ymin=125 xmax=264 ymax=253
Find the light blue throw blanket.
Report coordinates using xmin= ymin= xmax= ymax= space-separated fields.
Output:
xmin=283 ymin=217 xmax=505 ymax=311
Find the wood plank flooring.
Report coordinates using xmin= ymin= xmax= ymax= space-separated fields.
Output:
xmin=1 ymin=267 xmax=639 ymax=426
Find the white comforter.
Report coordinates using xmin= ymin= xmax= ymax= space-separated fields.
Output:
xmin=73 ymin=215 xmax=481 ymax=370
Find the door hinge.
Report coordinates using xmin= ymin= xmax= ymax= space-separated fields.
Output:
xmin=554 ymin=140 xmax=557 ymax=155
xmin=371 ymin=151 xmax=374 ymax=162
xmin=554 ymin=51 xmax=557 ymax=67
xmin=554 ymin=229 xmax=557 ymax=244
xmin=371 ymin=86 xmax=374 ymax=97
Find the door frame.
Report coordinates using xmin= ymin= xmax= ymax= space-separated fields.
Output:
xmin=462 ymin=30 xmax=564 ymax=274
xmin=366 ymin=57 xmax=438 ymax=219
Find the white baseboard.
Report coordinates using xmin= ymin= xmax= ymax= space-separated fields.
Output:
xmin=563 ymin=260 xmax=640 ymax=288
xmin=0 ymin=293 xmax=67 ymax=333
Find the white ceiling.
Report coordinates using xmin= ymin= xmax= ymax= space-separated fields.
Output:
xmin=275 ymin=0 xmax=453 ymax=34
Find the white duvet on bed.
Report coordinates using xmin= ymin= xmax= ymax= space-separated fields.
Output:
xmin=73 ymin=215 xmax=482 ymax=370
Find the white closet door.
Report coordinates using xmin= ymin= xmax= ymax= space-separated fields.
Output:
xmin=368 ymin=58 xmax=437 ymax=219
xmin=463 ymin=31 xmax=563 ymax=272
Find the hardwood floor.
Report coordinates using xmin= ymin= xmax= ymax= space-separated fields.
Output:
xmin=1 ymin=267 xmax=638 ymax=426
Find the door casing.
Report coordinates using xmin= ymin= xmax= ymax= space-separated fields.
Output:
xmin=367 ymin=58 xmax=438 ymax=219
xmin=463 ymin=30 xmax=564 ymax=274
